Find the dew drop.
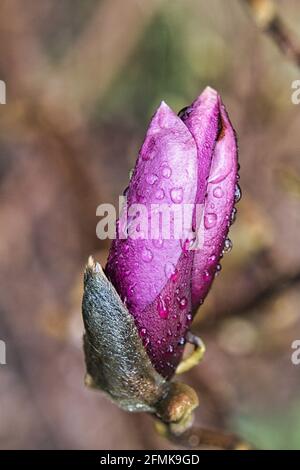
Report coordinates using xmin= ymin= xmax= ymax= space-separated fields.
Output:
xmin=178 ymin=337 xmax=186 ymax=346
xmin=213 ymin=186 xmax=223 ymax=198
xmin=152 ymin=238 xmax=164 ymax=249
xmin=146 ymin=173 xmax=158 ymax=185
xmin=140 ymin=328 xmax=147 ymax=337
xmin=167 ymin=345 xmax=174 ymax=354
xmin=231 ymin=207 xmax=237 ymax=224
xmin=187 ymin=313 xmax=192 ymax=322
xmin=215 ymin=264 xmax=222 ymax=276
xmin=204 ymin=213 xmax=217 ymax=229
xmin=223 ymin=238 xmax=233 ymax=254
xmin=158 ymin=296 xmax=169 ymax=319
xmin=162 ymin=165 xmax=172 ymax=179
xmin=208 ymin=254 xmax=217 ymax=265
xmin=170 ymin=187 xmax=183 ymax=203
xmin=164 ymin=262 xmax=177 ymax=281
xmin=234 ymin=184 xmax=242 ymax=203
xmin=155 ymin=188 xmax=165 ymax=200
xmin=178 ymin=296 xmax=188 ymax=310
xmin=143 ymin=337 xmax=150 ymax=347
xmin=203 ymin=270 xmax=211 ymax=281
xmin=141 ymin=248 xmax=153 ymax=262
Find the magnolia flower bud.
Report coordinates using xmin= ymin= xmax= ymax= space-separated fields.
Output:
xmin=82 ymin=87 xmax=239 ymax=424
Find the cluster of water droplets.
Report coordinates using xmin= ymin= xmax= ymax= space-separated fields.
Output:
xmin=197 ymin=161 xmax=242 ymax=288
xmin=138 ymin=145 xmax=188 ymax=207
xmin=124 ymin=150 xmax=241 ymax=375
xmin=140 ymin=261 xmax=193 ymax=374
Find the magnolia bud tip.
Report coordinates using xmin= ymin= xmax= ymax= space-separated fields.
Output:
xmin=86 ymin=255 xmax=102 ymax=274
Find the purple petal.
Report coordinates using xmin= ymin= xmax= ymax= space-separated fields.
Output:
xmin=183 ymin=89 xmax=239 ymax=310
xmin=180 ymin=87 xmax=220 ymax=206
xmin=106 ymin=101 xmax=198 ymax=377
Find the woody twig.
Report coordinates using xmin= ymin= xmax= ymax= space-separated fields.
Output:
xmin=243 ymin=0 xmax=300 ymax=68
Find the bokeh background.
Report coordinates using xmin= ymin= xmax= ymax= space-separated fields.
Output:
xmin=0 ymin=0 xmax=300 ymax=450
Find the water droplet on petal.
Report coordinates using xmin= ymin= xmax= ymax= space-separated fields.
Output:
xmin=162 ymin=165 xmax=172 ymax=179
xmin=155 ymin=188 xmax=165 ymax=200
xmin=203 ymin=270 xmax=212 ymax=281
xmin=208 ymin=254 xmax=217 ymax=265
xmin=141 ymin=248 xmax=153 ymax=262
xmin=178 ymin=296 xmax=188 ymax=310
xmin=152 ymin=238 xmax=164 ymax=248
xmin=234 ymin=184 xmax=242 ymax=203
xmin=164 ymin=262 xmax=178 ymax=281
xmin=213 ymin=186 xmax=223 ymax=198
xmin=146 ymin=173 xmax=158 ymax=185
xmin=167 ymin=345 xmax=174 ymax=354
xmin=215 ymin=264 xmax=222 ymax=276
xmin=158 ymin=296 xmax=169 ymax=319
xmin=178 ymin=337 xmax=186 ymax=346
xmin=231 ymin=207 xmax=237 ymax=224
xmin=223 ymin=238 xmax=233 ymax=254
xmin=170 ymin=187 xmax=183 ymax=203
xmin=140 ymin=328 xmax=147 ymax=337
xmin=204 ymin=213 xmax=217 ymax=229
xmin=164 ymin=261 xmax=175 ymax=277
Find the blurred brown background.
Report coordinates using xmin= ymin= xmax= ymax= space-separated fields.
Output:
xmin=0 ymin=0 xmax=300 ymax=450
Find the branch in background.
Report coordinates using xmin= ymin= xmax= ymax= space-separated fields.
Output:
xmin=243 ymin=0 xmax=300 ymax=68
xmin=199 ymin=267 xmax=300 ymax=330
xmin=156 ymin=421 xmax=253 ymax=450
